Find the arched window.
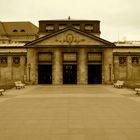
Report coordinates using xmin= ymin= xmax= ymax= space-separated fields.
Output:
xmin=20 ymin=29 xmax=25 ymax=32
xmin=13 ymin=29 xmax=18 ymax=32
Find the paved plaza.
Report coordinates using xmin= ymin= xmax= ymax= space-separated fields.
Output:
xmin=0 ymin=85 xmax=140 ymax=140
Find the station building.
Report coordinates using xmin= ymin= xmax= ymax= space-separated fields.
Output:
xmin=0 ymin=19 xmax=140 ymax=85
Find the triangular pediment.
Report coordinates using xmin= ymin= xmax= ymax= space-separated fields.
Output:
xmin=26 ymin=27 xmax=114 ymax=46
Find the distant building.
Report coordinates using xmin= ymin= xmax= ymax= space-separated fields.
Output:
xmin=0 ymin=21 xmax=38 ymax=44
xmin=114 ymin=40 xmax=140 ymax=46
xmin=0 ymin=19 xmax=140 ymax=85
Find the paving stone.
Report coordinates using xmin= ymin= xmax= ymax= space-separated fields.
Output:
xmin=0 ymin=85 xmax=140 ymax=140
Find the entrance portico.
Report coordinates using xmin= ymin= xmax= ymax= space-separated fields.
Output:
xmin=26 ymin=26 xmax=114 ymax=85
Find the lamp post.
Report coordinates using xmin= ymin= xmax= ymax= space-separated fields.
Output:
xmin=28 ymin=63 xmax=31 ymax=82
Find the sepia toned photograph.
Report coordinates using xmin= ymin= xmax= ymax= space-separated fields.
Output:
xmin=0 ymin=0 xmax=140 ymax=140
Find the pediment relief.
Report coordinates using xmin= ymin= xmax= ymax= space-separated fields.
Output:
xmin=35 ymin=30 xmax=105 ymax=46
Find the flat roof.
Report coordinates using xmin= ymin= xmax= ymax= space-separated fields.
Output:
xmin=39 ymin=19 xmax=100 ymax=22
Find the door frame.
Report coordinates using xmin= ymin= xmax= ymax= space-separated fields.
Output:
xmin=38 ymin=64 xmax=52 ymax=84
xmin=63 ymin=64 xmax=77 ymax=84
xmin=88 ymin=63 xmax=102 ymax=84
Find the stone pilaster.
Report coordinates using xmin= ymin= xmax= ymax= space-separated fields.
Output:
xmin=20 ymin=56 xmax=26 ymax=82
xmin=27 ymin=48 xmax=37 ymax=84
xmin=7 ymin=56 xmax=12 ymax=81
xmin=127 ymin=56 xmax=132 ymax=81
xmin=78 ymin=48 xmax=88 ymax=84
xmin=102 ymin=48 xmax=113 ymax=84
xmin=52 ymin=48 xmax=62 ymax=85
xmin=114 ymin=56 xmax=119 ymax=81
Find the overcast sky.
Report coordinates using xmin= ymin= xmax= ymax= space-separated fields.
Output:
xmin=0 ymin=0 xmax=140 ymax=42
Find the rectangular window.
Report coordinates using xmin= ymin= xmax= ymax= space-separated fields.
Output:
xmin=46 ymin=24 xmax=54 ymax=31
xmin=119 ymin=57 xmax=127 ymax=65
xmin=13 ymin=56 xmax=20 ymax=66
xmin=0 ymin=56 xmax=8 ymax=66
xmin=132 ymin=57 xmax=139 ymax=65
xmin=38 ymin=53 xmax=52 ymax=62
xmin=63 ymin=53 xmax=77 ymax=62
xmin=85 ymin=24 xmax=93 ymax=31
xmin=88 ymin=53 xmax=102 ymax=62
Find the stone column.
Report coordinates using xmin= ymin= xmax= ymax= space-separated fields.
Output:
xmin=20 ymin=56 xmax=26 ymax=81
xmin=114 ymin=56 xmax=119 ymax=81
xmin=102 ymin=48 xmax=113 ymax=84
xmin=78 ymin=48 xmax=88 ymax=84
xmin=27 ymin=48 xmax=38 ymax=84
xmin=127 ymin=56 xmax=132 ymax=81
xmin=7 ymin=56 xmax=12 ymax=81
xmin=52 ymin=48 xmax=62 ymax=85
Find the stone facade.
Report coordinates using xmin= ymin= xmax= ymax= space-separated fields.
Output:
xmin=113 ymin=48 xmax=140 ymax=82
xmin=24 ymin=46 xmax=113 ymax=85
xmin=0 ymin=21 xmax=38 ymax=44
xmin=0 ymin=19 xmax=140 ymax=86
xmin=0 ymin=53 xmax=26 ymax=84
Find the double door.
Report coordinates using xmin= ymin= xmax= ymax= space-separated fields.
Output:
xmin=88 ymin=64 xmax=102 ymax=84
xmin=63 ymin=64 xmax=77 ymax=84
xmin=38 ymin=64 xmax=52 ymax=84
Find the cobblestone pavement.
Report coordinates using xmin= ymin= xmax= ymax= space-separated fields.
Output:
xmin=0 ymin=85 xmax=140 ymax=140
